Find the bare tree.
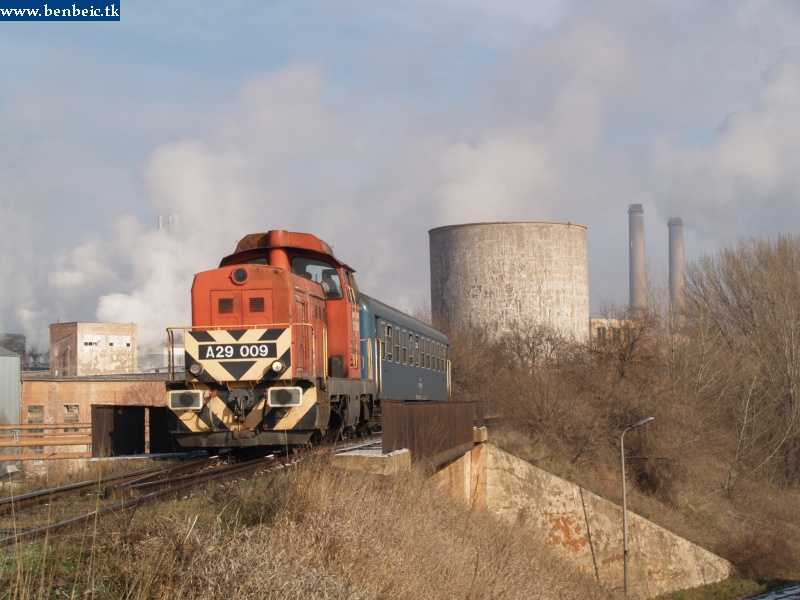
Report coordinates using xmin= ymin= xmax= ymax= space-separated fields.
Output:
xmin=686 ymin=235 xmax=800 ymax=486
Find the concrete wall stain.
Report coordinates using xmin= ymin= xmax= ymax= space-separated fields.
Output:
xmin=546 ymin=513 xmax=588 ymax=554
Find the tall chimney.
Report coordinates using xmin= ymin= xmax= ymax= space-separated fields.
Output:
xmin=668 ymin=217 xmax=685 ymax=328
xmin=628 ymin=204 xmax=647 ymax=316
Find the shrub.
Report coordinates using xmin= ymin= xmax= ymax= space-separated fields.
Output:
xmin=720 ymin=525 xmax=797 ymax=580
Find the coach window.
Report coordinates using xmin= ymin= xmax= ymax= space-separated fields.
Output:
xmin=385 ymin=325 xmax=393 ymax=361
xmin=414 ymin=334 xmax=420 ymax=367
xmin=408 ymin=332 xmax=413 ymax=366
xmin=394 ymin=328 xmax=400 ymax=363
xmin=402 ymin=330 xmax=408 ymax=364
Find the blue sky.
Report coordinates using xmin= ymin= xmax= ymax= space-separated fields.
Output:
xmin=2 ymin=1 xmax=800 ymax=350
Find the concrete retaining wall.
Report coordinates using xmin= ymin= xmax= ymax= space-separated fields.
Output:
xmin=434 ymin=444 xmax=732 ymax=598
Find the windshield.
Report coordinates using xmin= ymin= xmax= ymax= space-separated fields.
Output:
xmin=291 ymin=257 xmax=343 ymax=300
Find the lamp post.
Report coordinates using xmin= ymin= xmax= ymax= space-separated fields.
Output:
xmin=621 ymin=416 xmax=654 ymax=597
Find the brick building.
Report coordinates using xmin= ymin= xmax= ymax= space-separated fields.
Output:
xmin=21 ymin=373 xmax=168 ymax=426
xmin=50 ymin=322 xmax=137 ymax=377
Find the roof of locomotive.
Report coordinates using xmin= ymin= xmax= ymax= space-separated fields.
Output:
xmin=220 ymin=230 xmax=355 ymax=271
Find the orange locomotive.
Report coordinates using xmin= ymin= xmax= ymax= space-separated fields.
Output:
xmin=166 ymin=230 xmax=450 ymax=449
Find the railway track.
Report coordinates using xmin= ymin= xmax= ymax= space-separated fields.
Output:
xmin=0 ymin=457 xmax=213 ymax=514
xmin=0 ymin=433 xmax=381 ymax=548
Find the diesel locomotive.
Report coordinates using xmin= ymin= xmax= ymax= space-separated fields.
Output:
xmin=166 ymin=230 xmax=451 ymax=449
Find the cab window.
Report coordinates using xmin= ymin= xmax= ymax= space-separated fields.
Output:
xmin=291 ymin=258 xmax=343 ymax=300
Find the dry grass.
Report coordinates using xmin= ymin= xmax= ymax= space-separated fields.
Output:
xmin=1 ymin=458 xmax=613 ymax=600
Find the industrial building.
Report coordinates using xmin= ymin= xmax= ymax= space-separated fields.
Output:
xmin=0 ymin=333 xmax=25 ymax=359
xmin=0 ymin=347 xmax=20 ymax=425
xmin=50 ymin=322 xmax=137 ymax=377
xmin=0 ymin=323 xmax=165 ymax=468
xmin=429 ymin=222 xmax=590 ymax=341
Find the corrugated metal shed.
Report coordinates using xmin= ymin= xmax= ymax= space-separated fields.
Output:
xmin=0 ymin=347 xmax=20 ymax=424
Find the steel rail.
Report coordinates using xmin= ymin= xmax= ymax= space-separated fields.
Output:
xmin=0 ymin=459 xmax=208 ymax=515
xmin=101 ymin=457 xmax=216 ymax=500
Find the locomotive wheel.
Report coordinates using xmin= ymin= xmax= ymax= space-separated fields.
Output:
xmin=355 ymin=394 xmax=374 ymax=436
xmin=327 ymin=400 xmax=347 ymax=442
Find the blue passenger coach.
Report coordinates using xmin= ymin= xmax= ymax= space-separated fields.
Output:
xmin=359 ymin=295 xmax=450 ymax=401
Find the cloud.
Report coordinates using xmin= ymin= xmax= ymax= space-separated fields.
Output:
xmin=655 ymin=50 xmax=800 ymax=241
xmin=435 ymin=134 xmax=557 ymax=223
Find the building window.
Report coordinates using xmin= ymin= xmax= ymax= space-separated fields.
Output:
xmin=64 ymin=404 xmax=80 ymax=432
xmin=597 ymin=327 xmax=607 ymax=347
xmin=27 ymin=404 xmax=44 ymax=454
xmin=108 ymin=335 xmax=132 ymax=347
xmin=27 ymin=404 xmax=44 ymax=424
xmin=83 ymin=334 xmax=103 ymax=347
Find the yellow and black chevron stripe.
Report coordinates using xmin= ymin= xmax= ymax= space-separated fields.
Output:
xmin=174 ymin=381 xmax=319 ymax=435
xmin=185 ymin=328 xmax=292 ymax=383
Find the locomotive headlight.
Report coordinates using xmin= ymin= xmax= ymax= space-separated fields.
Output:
xmin=231 ymin=268 xmax=249 ymax=285
xmin=168 ymin=390 xmax=204 ymax=411
xmin=270 ymin=360 xmax=284 ymax=373
xmin=188 ymin=363 xmax=203 ymax=376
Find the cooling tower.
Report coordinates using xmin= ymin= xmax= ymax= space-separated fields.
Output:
xmin=429 ymin=222 xmax=589 ymax=341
